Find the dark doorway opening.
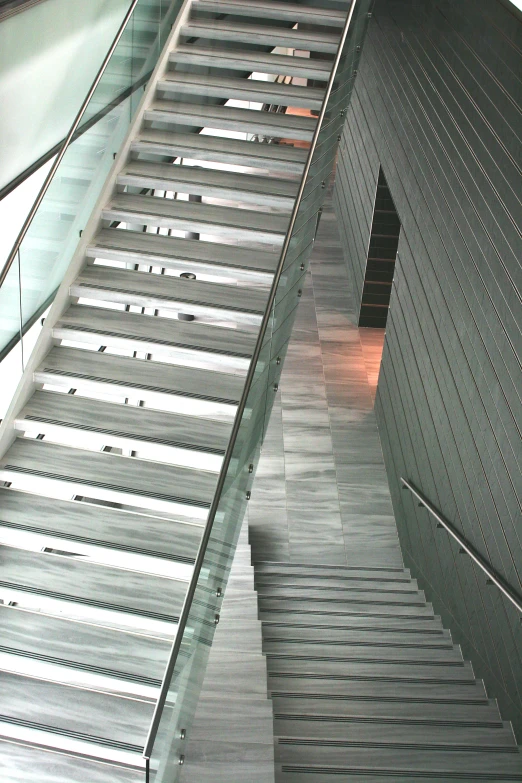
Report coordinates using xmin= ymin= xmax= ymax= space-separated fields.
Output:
xmin=359 ymin=168 xmax=400 ymax=328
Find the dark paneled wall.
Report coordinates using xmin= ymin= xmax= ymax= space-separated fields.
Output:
xmin=333 ymin=0 xmax=522 ymax=737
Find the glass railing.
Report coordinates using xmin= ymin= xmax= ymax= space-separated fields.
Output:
xmin=0 ymin=0 xmax=182 ymax=414
xmin=143 ymin=1 xmax=374 ymax=779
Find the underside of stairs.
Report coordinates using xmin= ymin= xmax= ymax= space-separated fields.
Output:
xmin=0 ymin=0 xmax=357 ymax=780
xmin=255 ymin=560 xmax=522 ymax=782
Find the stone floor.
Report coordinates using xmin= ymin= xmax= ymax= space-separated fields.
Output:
xmin=248 ymin=196 xmax=403 ymax=569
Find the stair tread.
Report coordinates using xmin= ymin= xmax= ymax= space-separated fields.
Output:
xmin=0 ymin=489 xmax=202 ymax=562
xmin=1 ymin=439 xmax=218 ymax=508
xmin=171 ymin=44 xmax=332 ymax=80
xmin=0 ymin=738 xmax=144 ymax=783
xmin=0 ymin=606 xmax=170 ymax=685
xmin=145 ymin=99 xmax=316 ymax=141
xmin=18 ymin=391 xmax=231 ymax=455
xmin=0 ymin=670 xmax=152 ymax=748
xmin=132 ymin=128 xmax=308 ymax=172
xmin=269 ymin=679 xmax=490 ymax=705
xmin=159 ymin=70 xmax=325 ymax=109
xmin=255 ymin=562 xmax=409 ymax=577
xmin=103 ymin=191 xmax=290 ymax=241
xmin=261 ymin=615 xmax=443 ymax=632
xmin=274 ymin=722 xmax=516 ymax=748
xmin=181 ymin=20 xmax=340 ymax=54
xmin=37 ymin=346 xmax=245 ymax=405
xmin=275 ymin=745 xmax=522 ymax=776
xmin=89 ymin=227 xmax=280 ymax=276
xmin=193 ymin=0 xmax=346 ymax=27
xmin=18 ymin=390 xmax=231 ymax=454
xmin=119 ymin=159 xmax=299 ymax=203
xmin=265 ymin=644 xmax=463 ymax=664
xmin=262 ymin=627 xmax=451 ymax=647
xmin=74 ymin=263 xmax=269 ymax=315
xmin=256 ymin=577 xmax=418 ymax=591
xmin=0 ymin=545 xmax=186 ymax=620
xmin=266 ymin=659 xmax=476 ymax=683
xmin=258 ymin=588 xmax=426 ymax=604
xmin=259 ymin=603 xmax=435 ymax=618
xmin=57 ymin=303 xmax=256 ymax=359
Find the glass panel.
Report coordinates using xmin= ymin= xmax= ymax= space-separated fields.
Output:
xmin=0 ymin=0 xmax=183 ymax=383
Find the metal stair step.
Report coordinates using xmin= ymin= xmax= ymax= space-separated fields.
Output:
xmin=274 ymin=744 xmax=522 ymax=780
xmin=193 ymin=0 xmax=346 ymax=27
xmin=132 ymin=129 xmax=308 ymax=176
xmin=0 ymin=489 xmax=202 ymax=564
xmin=257 ymin=587 xmax=427 ymax=604
xmin=72 ymin=263 xmax=269 ymax=323
xmin=274 ymin=721 xmax=517 ymax=749
xmin=262 ymin=626 xmax=452 ymax=647
xmin=88 ymin=227 xmax=279 ymax=283
xmin=145 ymin=99 xmax=316 ymax=141
xmin=0 ymin=545 xmax=186 ymax=631
xmin=54 ymin=305 xmax=254 ymax=374
xmin=0 ymin=736 xmax=145 ymax=782
xmin=35 ymin=346 xmax=245 ymax=409
xmin=265 ymin=658 xmax=476 ymax=684
xmin=0 ymin=606 xmax=169 ymax=698
xmin=158 ymin=71 xmax=325 ymax=111
xmin=170 ymin=45 xmax=332 ymax=81
xmin=181 ymin=20 xmax=340 ymax=54
xmin=103 ymin=192 xmax=289 ymax=245
xmin=0 ymin=439 xmax=218 ymax=512
xmin=119 ymin=159 xmax=298 ymax=209
xmin=16 ymin=390 xmax=231 ymax=460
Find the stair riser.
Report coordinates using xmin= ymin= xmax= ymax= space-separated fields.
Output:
xmin=255 ymin=578 xmax=419 ymax=592
xmin=261 ymin=616 xmax=444 ymax=632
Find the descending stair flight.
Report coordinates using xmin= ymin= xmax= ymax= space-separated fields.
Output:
xmin=0 ymin=0 xmax=356 ymax=780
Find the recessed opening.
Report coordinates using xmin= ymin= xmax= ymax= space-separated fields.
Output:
xmin=359 ymin=168 xmax=400 ymax=328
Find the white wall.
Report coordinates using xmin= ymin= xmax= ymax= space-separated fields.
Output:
xmin=0 ymin=0 xmax=130 ymax=191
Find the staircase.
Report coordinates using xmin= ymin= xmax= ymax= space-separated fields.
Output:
xmin=255 ymin=561 xmax=522 ymax=781
xmin=0 ymin=1 xmax=356 ymax=780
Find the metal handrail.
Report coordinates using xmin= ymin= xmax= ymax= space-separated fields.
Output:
xmin=0 ymin=0 xmax=140 ymax=289
xmin=401 ymin=478 xmax=522 ymax=614
xmin=143 ymin=0 xmax=361 ymax=761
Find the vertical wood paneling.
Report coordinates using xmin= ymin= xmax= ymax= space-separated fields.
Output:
xmin=333 ymin=0 xmax=522 ymax=739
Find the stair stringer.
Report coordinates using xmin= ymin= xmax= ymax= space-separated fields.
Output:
xmin=0 ymin=0 xmax=193 ymax=460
